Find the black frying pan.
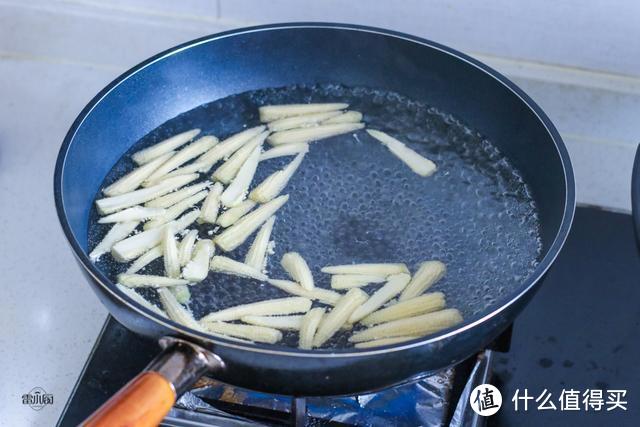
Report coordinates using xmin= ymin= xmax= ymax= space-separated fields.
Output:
xmin=54 ymin=23 xmax=574 ymax=426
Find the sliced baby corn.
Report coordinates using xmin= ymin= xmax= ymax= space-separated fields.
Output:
xmin=163 ymin=227 xmax=180 ymax=278
xmin=259 ymin=103 xmax=348 ymax=122
xmin=249 ymin=152 xmax=305 ymax=203
xmin=215 ymin=195 xmax=289 ymax=251
xmin=95 ymin=173 xmax=198 ymax=215
xmin=200 ymin=297 xmax=312 ymax=322
xmin=219 ymin=146 xmax=261 ymax=207
xmin=259 ymin=143 xmax=309 ymax=161
xmin=399 ymin=261 xmax=446 ymax=301
xmin=321 ymin=263 xmax=408 ymax=276
xmin=354 ymin=336 xmax=419 ymax=349
xmin=240 ymin=315 xmax=303 ymax=330
xmin=170 ymin=285 xmax=191 ymax=305
xmin=349 ymin=308 xmax=463 ymax=343
xmin=117 ymin=274 xmax=189 ymax=288
xmin=212 ymin=131 xmax=268 ymax=184
xmin=201 ymin=321 xmax=282 ymax=344
xmin=361 ymin=292 xmax=446 ymax=326
xmin=177 ymin=230 xmax=198 ymax=266
xmin=267 ymin=111 xmax=342 ymax=132
xmin=198 ymin=182 xmax=223 ymax=224
xmin=144 ymin=136 xmax=218 ymax=185
xmin=145 ymin=181 xmax=210 ymax=209
xmin=267 ymin=279 xmax=341 ymax=305
xmin=323 ymin=110 xmax=363 ymax=125
xmin=116 ymin=284 xmax=166 ymax=317
xmin=281 ymin=252 xmax=314 ymax=290
xmin=132 ymin=129 xmax=201 ymax=165
xmin=367 ymin=129 xmax=437 ymax=177
xmin=348 ymin=273 xmax=410 ymax=323
xmin=89 ymin=221 xmax=139 ymax=261
xmin=330 ymin=274 xmax=387 ymax=290
xmin=209 ymin=256 xmax=268 ymax=281
xmin=216 ymin=200 xmax=256 ymax=228
xmin=157 ymin=288 xmax=203 ymax=331
xmin=111 ymin=209 xmax=199 ymax=261
xmin=98 ymin=206 xmax=165 ymax=224
xmin=155 ymin=159 xmax=214 ymax=181
xmin=182 ymin=239 xmax=214 ymax=282
xmin=244 ymin=216 xmax=276 ymax=270
xmin=103 ymin=152 xmax=174 ymax=196
xmin=299 ymin=307 xmax=325 ymax=349
xmin=198 ymin=125 xmax=266 ymax=165
xmin=313 ymin=288 xmax=368 ymax=348
xmin=125 ymin=245 xmax=162 ymax=274
xmin=268 ymin=123 xmax=364 ymax=146
xmin=144 ymin=190 xmax=208 ymax=230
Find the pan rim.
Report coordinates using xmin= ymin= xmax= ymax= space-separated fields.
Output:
xmin=54 ymin=22 xmax=575 ymax=358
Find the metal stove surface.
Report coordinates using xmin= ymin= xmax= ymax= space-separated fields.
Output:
xmin=57 ymin=207 xmax=640 ymax=426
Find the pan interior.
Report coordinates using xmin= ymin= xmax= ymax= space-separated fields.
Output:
xmin=89 ymin=84 xmax=541 ymax=349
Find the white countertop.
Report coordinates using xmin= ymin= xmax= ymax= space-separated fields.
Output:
xmin=1 ymin=2 xmax=638 ymax=426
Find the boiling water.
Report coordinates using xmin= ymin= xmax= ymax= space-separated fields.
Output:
xmin=89 ymin=84 xmax=541 ymax=349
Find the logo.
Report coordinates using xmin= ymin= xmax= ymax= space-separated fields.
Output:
xmin=22 ymin=387 xmax=54 ymax=411
xmin=470 ymin=384 xmax=502 ymax=416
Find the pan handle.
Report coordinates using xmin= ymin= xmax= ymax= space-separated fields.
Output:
xmin=83 ymin=337 xmax=223 ymax=427
xmin=632 ymin=144 xmax=640 ymax=243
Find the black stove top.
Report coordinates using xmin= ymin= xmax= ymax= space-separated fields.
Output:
xmin=57 ymin=207 xmax=640 ymax=426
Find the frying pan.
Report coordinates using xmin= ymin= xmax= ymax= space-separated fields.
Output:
xmin=54 ymin=23 xmax=574 ymax=425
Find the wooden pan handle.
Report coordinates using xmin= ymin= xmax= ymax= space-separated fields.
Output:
xmin=84 ymin=371 xmax=175 ymax=427
xmin=82 ymin=337 xmax=223 ymax=427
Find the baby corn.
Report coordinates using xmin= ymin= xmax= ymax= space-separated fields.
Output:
xmin=399 ymin=261 xmax=446 ymax=301
xmin=267 ymin=279 xmax=341 ymax=305
xmin=244 ymin=216 xmax=276 ymax=270
xmin=163 ymin=226 xmax=180 ymax=278
xmin=259 ymin=143 xmax=309 ymax=161
xmin=212 ymin=131 xmax=267 ymax=184
xmin=118 ymin=274 xmax=189 ymax=288
xmin=98 ymin=206 xmax=165 ymax=223
xmin=215 ymin=195 xmax=289 ymax=251
xmin=201 ymin=321 xmax=282 ymax=344
xmin=198 ymin=182 xmax=223 ymax=224
xmin=299 ymin=307 xmax=325 ymax=349
xmin=103 ymin=152 xmax=174 ymax=196
xmin=132 ymin=129 xmax=201 ymax=165
xmin=200 ymin=297 xmax=312 ymax=322
xmin=177 ymin=230 xmax=198 ymax=266
xmin=111 ymin=209 xmax=199 ymax=261
xmin=89 ymin=221 xmax=139 ymax=261
xmin=267 ymin=111 xmax=342 ymax=132
xmin=361 ymin=292 xmax=446 ymax=326
xmin=182 ymin=239 xmax=214 ymax=282
xmin=144 ymin=136 xmax=217 ymax=184
xmin=354 ymin=336 xmax=419 ymax=349
xmin=249 ymin=152 xmax=305 ymax=203
xmin=220 ymin=146 xmax=261 ymax=207
xmin=144 ymin=190 xmax=208 ymax=230
xmin=241 ymin=315 xmax=304 ymax=330
xmin=367 ymin=129 xmax=437 ymax=177
xmin=268 ymin=123 xmax=364 ymax=146
xmin=95 ymin=174 xmax=198 ymax=215
xmin=313 ymin=288 xmax=368 ymax=348
xmin=198 ymin=125 xmax=266 ymax=165
xmin=125 ymin=245 xmax=162 ymax=274
xmin=281 ymin=252 xmax=314 ymax=290
xmin=216 ymin=200 xmax=256 ymax=228
xmin=259 ymin=103 xmax=348 ymax=122
xmin=323 ymin=110 xmax=363 ymax=125
xmin=349 ymin=309 xmax=463 ymax=343
xmin=321 ymin=263 xmax=408 ymax=276
xmin=145 ymin=181 xmax=210 ymax=209
xmin=157 ymin=288 xmax=203 ymax=331
xmin=330 ymin=274 xmax=387 ymax=289
xmin=209 ymin=256 xmax=268 ymax=281
xmin=348 ymin=273 xmax=410 ymax=323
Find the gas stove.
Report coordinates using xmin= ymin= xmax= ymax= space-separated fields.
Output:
xmin=56 ymin=208 xmax=640 ymax=426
